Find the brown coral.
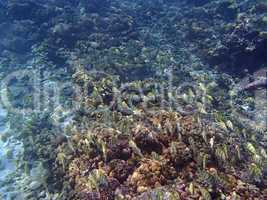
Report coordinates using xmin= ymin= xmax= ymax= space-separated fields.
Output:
xmin=129 ymin=159 xmax=167 ymax=193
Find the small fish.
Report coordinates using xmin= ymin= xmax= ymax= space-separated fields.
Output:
xmin=129 ymin=140 xmax=143 ymax=157
xmin=170 ymin=142 xmax=177 ymax=155
xmin=217 ymin=121 xmax=228 ymax=131
xmin=176 ymin=122 xmax=181 ymax=132
xmin=199 ymin=83 xmax=207 ymax=92
xmin=201 ymin=131 xmax=207 ymax=143
xmin=232 ymin=191 xmax=238 ymax=200
xmin=246 ymin=142 xmax=257 ymax=155
xmin=208 ymin=81 xmax=217 ymax=88
xmin=200 ymin=187 xmax=211 ymax=200
xmin=155 ymin=189 xmax=164 ymax=200
xmin=235 ymin=145 xmax=241 ymax=160
xmin=228 ymin=90 xmax=236 ymax=97
xmin=205 ymin=95 xmax=213 ymax=101
xmin=151 ymin=152 xmax=161 ymax=161
xmin=243 ymin=77 xmax=267 ymax=91
xmin=189 ymin=182 xmax=194 ymax=195
xmin=101 ymin=142 xmax=107 ymax=161
xmin=197 ymin=102 xmax=207 ymax=114
xmin=226 ymin=120 xmax=234 ymax=131
xmin=202 ymin=154 xmax=208 ymax=169
xmin=209 ymin=137 xmax=215 ymax=149
xmin=182 ymin=93 xmax=189 ymax=102
xmin=260 ymin=148 xmax=267 ymax=159
xmin=253 ymin=154 xmax=261 ymax=164
xmin=188 ymin=88 xmax=195 ymax=98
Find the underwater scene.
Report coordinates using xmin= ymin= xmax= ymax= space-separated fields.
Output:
xmin=0 ymin=0 xmax=266 ymax=199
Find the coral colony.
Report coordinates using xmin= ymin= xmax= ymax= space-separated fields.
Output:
xmin=0 ymin=0 xmax=266 ymax=199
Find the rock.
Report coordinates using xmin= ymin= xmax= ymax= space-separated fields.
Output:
xmin=108 ymin=159 xmax=133 ymax=183
xmin=53 ymin=134 xmax=68 ymax=146
xmin=108 ymin=177 xmax=120 ymax=191
xmin=134 ymin=131 xmax=163 ymax=154
xmin=107 ymin=134 xmax=132 ymax=161
xmin=130 ymin=159 xmax=167 ymax=191
xmin=167 ymin=142 xmax=192 ymax=167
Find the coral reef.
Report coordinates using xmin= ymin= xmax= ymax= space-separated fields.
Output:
xmin=0 ymin=0 xmax=266 ymax=199
xmin=55 ymin=105 xmax=266 ymax=199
